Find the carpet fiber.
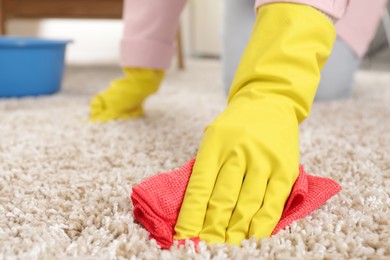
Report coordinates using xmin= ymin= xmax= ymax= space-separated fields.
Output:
xmin=0 ymin=59 xmax=389 ymax=259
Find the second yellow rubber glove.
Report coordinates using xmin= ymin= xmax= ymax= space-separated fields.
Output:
xmin=174 ymin=3 xmax=335 ymax=245
xmin=89 ymin=68 xmax=164 ymax=122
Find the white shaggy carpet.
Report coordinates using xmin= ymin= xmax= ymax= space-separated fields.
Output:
xmin=0 ymin=59 xmax=389 ymax=259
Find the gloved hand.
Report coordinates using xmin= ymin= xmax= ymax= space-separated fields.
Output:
xmin=89 ymin=68 xmax=164 ymax=122
xmin=174 ymin=3 xmax=335 ymax=245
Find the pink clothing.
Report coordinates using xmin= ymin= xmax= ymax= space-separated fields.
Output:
xmin=120 ymin=0 xmax=186 ymax=69
xmin=336 ymin=0 xmax=388 ymax=57
xmin=255 ymin=0 xmax=349 ymax=19
xmin=120 ymin=0 xmax=348 ymax=69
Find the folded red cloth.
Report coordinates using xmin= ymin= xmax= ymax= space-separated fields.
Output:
xmin=131 ymin=159 xmax=341 ymax=249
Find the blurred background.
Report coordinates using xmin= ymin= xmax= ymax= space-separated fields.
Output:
xmin=6 ymin=0 xmax=390 ymax=66
xmin=5 ymin=1 xmax=215 ymax=65
xmin=3 ymin=1 xmax=390 ymax=68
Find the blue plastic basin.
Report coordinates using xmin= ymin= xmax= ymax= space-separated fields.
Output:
xmin=0 ymin=37 xmax=71 ymax=97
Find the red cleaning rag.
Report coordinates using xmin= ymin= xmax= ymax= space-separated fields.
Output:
xmin=131 ymin=159 xmax=341 ymax=249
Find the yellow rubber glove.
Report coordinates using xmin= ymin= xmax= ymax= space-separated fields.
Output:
xmin=89 ymin=68 xmax=164 ymax=122
xmin=174 ymin=3 xmax=335 ymax=245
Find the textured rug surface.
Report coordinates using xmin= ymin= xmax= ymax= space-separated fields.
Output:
xmin=0 ymin=59 xmax=389 ymax=259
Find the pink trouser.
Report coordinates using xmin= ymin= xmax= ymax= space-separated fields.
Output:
xmin=121 ymin=0 xmax=352 ymax=69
